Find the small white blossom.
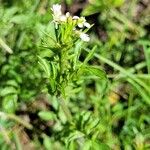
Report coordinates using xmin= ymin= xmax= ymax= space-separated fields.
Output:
xmin=60 ymin=15 xmax=67 ymax=22
xmin=51 ymin=4 xmax=62 ymax=22
xmin=84 ymin=22 xmax=91 ymax=28
xmin=78 ymin=23 xmax=83 ymax=28
xmin=80 ymin=33 xmax=90 ymax=42
xmin=51 ymin=4 xmax=91 ymax=42
xmin=73 ymin=16 xmax=79 ymax=20
xmin=66 ymin=12 xmax=70 ymax=18
xmin=77 ymin=17 xmax=86 ymax=28
xmin=77 ymin=17 xmax=91 ymax=28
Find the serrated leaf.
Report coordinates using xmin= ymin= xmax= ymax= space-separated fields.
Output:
xmin=38 ymin=56 xmax=50 ymax=78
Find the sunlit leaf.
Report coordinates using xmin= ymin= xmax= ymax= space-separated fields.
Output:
xmin=38 ymin=56 xmax=50 ymax=78
xmin=38 ymin=111 xmax=55 ymax=121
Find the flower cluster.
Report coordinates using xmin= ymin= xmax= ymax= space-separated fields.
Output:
xmin=51 ymin=4 xmax=91 ymax=42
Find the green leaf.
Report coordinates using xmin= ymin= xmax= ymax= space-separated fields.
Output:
xmin=139 ymin=40 xmax=150 ymax=74
xmin=41 ymin=22 xmax=58 ymax=50
xmin=83 ymin=45 xmax=97 ymax=65
xmin=2 ymin=94 xmax=18 ymax=113
xmin=10 ymin=15 xmax=29 ymax=24
xmin=5 ymin=80 xmax=19 ymax=88
xmin=66 ymin=0 xmax=72 ymax=5
xmin=50 ymin=62 xmax=57 ymax=79
xmin=81 ymin=111 xmax=91 ymax=129
xmin=38 ymin=111 xmax=55 ymax=121
xmin=83 ymin=65 xmax=107 ymax=80
xmin=82 ymin=139 xmax=110 ymax=150
xmin=43 ymin=135 xmax=52 ymax=150
xmin=48 ymin=78 xmax=56 ymax=94
xmin=68 ymin=141 xmax=78 ymax=150
xmin=46 ymin=22 xmax=57 ymax=41
xmin=113 ymin=0 xmax=124 ymax=7
xmin=38 ymin=56 xmax=50 ymax=78
xmin=67 ymin=131 xmax=85 ymax=143
xmin=91 ymin=140 xmax=110 ymax=150
xmin=86 ymin=118 xmax=100 ymax=134
xmin=0 ymin=87 xmax=18 ymax=97
xmin=127 ymin=78 xmax=150 ymax=105
xmin=82 ymin=140 xmax=91 ymax=150
xmin=82 ymin=5 xmax=100 ymax=16
xmin=82 ymin=0 xmax=124 ymax=16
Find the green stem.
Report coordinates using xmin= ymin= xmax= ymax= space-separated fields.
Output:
xmin=0 ymin=125 xmax=11 ymax=144
xmin=59 ymin=96 xmax=72 ymax=123
xmin=58 ymin=48 xmax=72 ymax=123
xmin=7 ymin=114 xmax=33 ymax=129
xmin=13 ymin=132 xmax=22 ymax=150
xmin=0 ymin=112 xmax=33 ymax=129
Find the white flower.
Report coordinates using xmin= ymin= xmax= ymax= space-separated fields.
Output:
xmin=84 ymin=22 xmax=91 ymax=28
xmin=50 ymin=4 xmax=91 ymax=41
xmin=60 ymin=15 xmax=67 ymax=22
xmin=77 ymin=17 xmax=91 ymax=28
xmin=51 ymin=4 xmax=62 ymax=16
xmin=73 ymin=16 xmax=79 ymax=20
xmin=51 ymin=4 xmax=62 ymax=21
xmin=66 ymin=12 xmax=70 ymax=18
xmin=80 ymin=33 xmax=90 ymax=42
xmin=77 ymin=17 xmax=85 ymax=28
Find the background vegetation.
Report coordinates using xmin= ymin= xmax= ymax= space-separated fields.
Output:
xmin=0 ymin=0 xmax=150 ymax=149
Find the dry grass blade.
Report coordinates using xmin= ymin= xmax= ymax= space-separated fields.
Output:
xmin=0 ymin=38 xmax=13 ymax=54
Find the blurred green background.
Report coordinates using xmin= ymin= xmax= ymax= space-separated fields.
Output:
xmin=0 ymin=0 xmax=150 ymax=149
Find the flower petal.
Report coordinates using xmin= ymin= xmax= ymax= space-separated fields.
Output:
xmin=84 ymin=22 xmax=91 ymax=28
xmin=80 ymin=33 xmax=90 ymax=42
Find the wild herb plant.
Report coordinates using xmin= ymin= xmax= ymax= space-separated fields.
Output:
xmin=0 ymin=1 xmax=150 ymax=149
xmin=38 ymin=4 xmax=106 ymax=122
xmin=37 ymin=4 xmax=108 ymax=149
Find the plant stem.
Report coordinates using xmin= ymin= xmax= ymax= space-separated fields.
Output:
xmin=0 ymin=125 xmax=11 ymax=144
xmin=13 ymin=132 xmax=22 ymax=150
xmin=58 ymin=48 xmax=72 ymax=123
xmin=0 ymin=112 xmax=33 ymax=129
xmin=7 ymin=114 xmax=33 ymax=129
xmin=59 ymin=96 xmax=72 ymax=123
